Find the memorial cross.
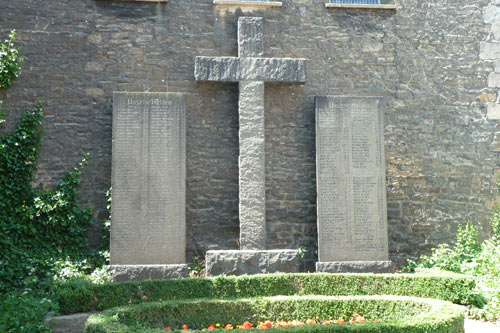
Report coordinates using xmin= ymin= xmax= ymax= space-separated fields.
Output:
xmin=195 ymin=17 xmax=306 ymax=250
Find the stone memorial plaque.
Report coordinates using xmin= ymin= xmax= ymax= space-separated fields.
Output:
xmin=111 ymin=92 xmax=186 ymax=266
xmin=315 ymin=96 xmax=389 ymax=265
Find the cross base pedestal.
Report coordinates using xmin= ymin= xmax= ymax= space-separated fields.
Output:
xmin=111 ymin=264 xmax=189 ymax=282
xmin=316 ymin=261 xmax=394 ymax=274
xmin=205 ymin=250 xmax=299 ymax=276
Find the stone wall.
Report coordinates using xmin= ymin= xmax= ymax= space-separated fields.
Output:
xmin=0 ymin=0 xmax=498 ymax=269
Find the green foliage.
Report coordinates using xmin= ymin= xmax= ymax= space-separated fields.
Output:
xmin=297 ymin=246 xmax=308 ymax=264
xmin=99 ymin=187 xmax=112 ymax=251
xmin=189 ymin=256 xmax=205 ymax=278
xmin=84 ymin=296 xmax=465 ymax=333
xmin=405 ymin=221 xmax=480 ymax=273
xmin=462 ymin=241 xmax=500 ymax=320
xmin=0 ymin=292 xmax=57 ymax=332
xmin=406 ymin=215 xmax=500 ymax=320
xmin=0 ymin=102 xmax=5 ymax=124
xmin=490 ymin=206 xmax=500 ymax=244
xmin=0 ymin=102 xmax=94 ymax=293
xmin=0 ymin=30 xmax=23 ymax=88
xmin=0 ymin=30 xmax=109 ymax=331
xmin=52 ymin=272 xmax=477 ymax=315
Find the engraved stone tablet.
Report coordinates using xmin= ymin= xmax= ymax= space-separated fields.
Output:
xmin=315 ymin=96 xmax=389 ymax=268
xmin=111 ymin=92 xmax=186 ymax=266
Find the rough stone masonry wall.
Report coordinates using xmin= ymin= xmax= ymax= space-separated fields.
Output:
xmin=0 ymin=0 xmax=498 ymax=269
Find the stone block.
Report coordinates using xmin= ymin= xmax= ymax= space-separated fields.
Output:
xmin=194 ymin=57 xmax=306 ymax=82
xmin=205 ymin=250 xmax=299 ymax=276
xmin=111 ymin=264 xmax=188 ymax=282
xmin=488 ymin=103 xmax=500 ymax=120
xmin=316 ymin=261 xmax=395 ymax=273
xmin=45 ymin=312 xmax=93 ymax=333
xmin=489 ymin=72 xmax=500 ymax=87
xmin=480 ymin=42 xmax=500 ymax=60
xmin=483 ymin=5 xmax=500 ymax=24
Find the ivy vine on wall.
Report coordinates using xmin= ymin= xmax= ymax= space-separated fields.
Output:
xmin=0 ymin=30 xmax=97 ymax=293
xmin=0 ymin=30 xmax=23 ymax=89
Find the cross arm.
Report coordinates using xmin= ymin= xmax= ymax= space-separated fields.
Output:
xmin=195 ymin=56 xmax=306 ymax=83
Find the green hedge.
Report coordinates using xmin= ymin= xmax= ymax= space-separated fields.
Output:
xmin=84 ymin=295 xmax=465 ymax=333
xmin=53 ymin=272 xmax=477 ymax=315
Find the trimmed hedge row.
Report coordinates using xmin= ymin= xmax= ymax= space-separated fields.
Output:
xmin=84 ymin=295 xmax=465 ymax=333
xmin=53 ymin=272 xmax=477 ymax=315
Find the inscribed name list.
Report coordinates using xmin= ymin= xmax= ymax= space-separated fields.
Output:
xmin=111 ymin=92 xmax=186 ymax=265
xmin=316 ymin=96 xmax=388 ymax=262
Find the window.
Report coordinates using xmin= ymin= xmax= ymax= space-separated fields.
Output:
xmin=213 ymin=0 xmax=282 ymax=7
xmin=326 ymin=0 xmax=395 ymax=9
xmin=330 ymin=0 xmax=380 ymax=4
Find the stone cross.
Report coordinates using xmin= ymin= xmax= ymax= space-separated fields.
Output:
xmin=195 ymin=17 xmax=306 ymax=250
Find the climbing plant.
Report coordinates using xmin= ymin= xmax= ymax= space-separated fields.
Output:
xmin=0 ymin=30 xmax=23 ymax=88
xmin=0 ymin=29 xmax=98 ymax=293
xmin=0 ymin=102 xmax=96 ymax=292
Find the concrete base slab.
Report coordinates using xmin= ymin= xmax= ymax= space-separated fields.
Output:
xmin=111 ymin=264 xmax=188 ymax=282
xmin=206 ymin=249 xmax=299 ymax=276
xmin=45 ymin=312 xmax=94 ymax=333
xmin=316 ymin=261 xmax=394 ymax=273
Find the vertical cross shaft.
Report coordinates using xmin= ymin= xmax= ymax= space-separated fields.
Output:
xmin=238 ymin=18 xmax=266 ymax=250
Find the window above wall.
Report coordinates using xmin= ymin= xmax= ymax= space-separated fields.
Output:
xmin=213 ymin=0 xmax=282 ymax=8
xmin=326 ymin=0 xmax=396 ymax=9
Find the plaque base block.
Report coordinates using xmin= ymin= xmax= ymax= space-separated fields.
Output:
xmin=316 ymin=261 xmax=394 ymax=273
xmin=111 ymin=264 xmax=188 ymax=282
xmin=206 ymin=250 xmax=299 ymax=276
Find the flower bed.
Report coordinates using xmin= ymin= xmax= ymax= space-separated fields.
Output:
xmin=53 ymin=272 xmax=477 ymax=315
xmin=84 ymin=295 xmax=465 ymax=333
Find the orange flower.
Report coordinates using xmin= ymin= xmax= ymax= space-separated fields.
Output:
xmin=322 ymin=320 xmax=333 ymax=326
xmin=349 ymin=313 xmax=365 ymax=323
xmin=224 ymin=324 xmax=233 ymax=330
xmin=305 ymin=319 xmax=316 ymax=325
xmin=208 ymin=324 xmax=216 ymax=330
xmin=336 ymin=318 xmax=345 ymax=324
xmin=182 ymin=324 xmax=188 ymax=330
xmin=165 ymin=327 xmax=172 ymax=331
xmin=241 ymin=321 xmax=253 ymax=330
xmin=292 ymin=320 xmax=305 ymax=327
xmin=263 ymin=320 xmax=272 ymax=328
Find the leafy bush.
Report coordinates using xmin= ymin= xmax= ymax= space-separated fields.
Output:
xmin=0 ymin=30 xmax=23 ymax=88
xmin=405 ymin=221 xmax=480 ymax=273
xmin=406 ymin=215 xmax=500 ymax=320
xmin=0 ymin=292 xmax=57 ymax=332
xmin=84 ymin=296 xmax=465 ymax=333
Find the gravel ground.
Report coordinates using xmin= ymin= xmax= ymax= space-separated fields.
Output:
xmin=465 ymin=319 xmax=500 ymax=332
